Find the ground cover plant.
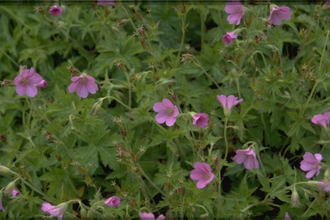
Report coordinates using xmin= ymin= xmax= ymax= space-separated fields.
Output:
xmin=0 ymin=0 xmax=330 ymax=219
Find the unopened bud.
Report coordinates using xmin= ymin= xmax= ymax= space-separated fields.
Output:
xmin=91 ymin=98 xmax=104 ymax=115
xmin=291 ymin=189 xmax=300 ymax=207
xmin=181 ymin=53 xmax=194 ymax=62
xmin=1 ymin=80 xmax=14 ymax=86
xmin=325 ymin=168 xmax=330 ymax=180
xmin=34 ymin=5 xmax=44 ymax=13
xmin=80 ymin=207 xmax=87 ymax=219
xmin=0 ymin=164 xmax=11 ymax=173
xmin=35 ymin=80 xmax=47 ymax=88
xmin=4 ymin=181 xmax=16 ymax=195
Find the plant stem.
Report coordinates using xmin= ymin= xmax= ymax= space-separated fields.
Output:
xmin=224 ymin=117 xmax=229 ymax=161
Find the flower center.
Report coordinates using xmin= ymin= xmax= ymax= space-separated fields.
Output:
xmin=166 ymin=108 xmax=174 ymax=116
xmin=20 ymin=77 xmax=28 ymax=85
xmin=79 ymin=77 xmax=87 ymax=84
xmin=204 ymin=173 xmax=210 ymax=179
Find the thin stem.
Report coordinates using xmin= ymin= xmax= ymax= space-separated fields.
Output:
xmin=176 ymin=13 xmax=186 ymax=66
xmin=319 ymin=30 xmax=329 ymax=71
xmin=0 ymin=49 xmax=19 ymax=67
xmin=137 ymin=164 xmax=166 ymax=197
xmin=103 ymin=96 xmax=132 ymax=111
xmin=300 ymin=81 xmax=318 ymax=116
xmin=224 ymin=117 xmax=229 ymax=161
xmin=217 ymin=165 xmax=222 ymax=220
xmin=193 ymin=58 xmax=224 ymax=93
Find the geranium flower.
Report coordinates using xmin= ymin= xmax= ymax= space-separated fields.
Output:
xmin=49 ymin=5 xmax=63 ymax=16
xmin=68 ymin=74 xmax=99 ymax=98
xmin=300 ymin=152 xmax=322 ymax=178
xmin=268 ymin=6 xmax=291 ymax=26
xmin=97 ymin=0 xmax=115 ymax=6
xmin=153 ymin=99 xmax=179 ymax=127
xmin=311 ymin=112 xmax=330 ymax=129
xmin=35 ymin=80 xmax=47 ymax=88
xmin=222 ymin=31 xmax=238 ymax=45
xmin=318 ymin=180 xmax=330 ymax=192
xmin=285 ymin=212 xmax=291 ymax=220
xmin=104 ymin=196 xmax=120 ymax=207
xmin=192 ymin=113 xmax=209 ymax=128
xmin=12 ymin=189 xmax=19 ymax=196
xmin=42 ymin=202 xmax=67 ymax=220
xmin=139 ymin=212 xmax=165 ymax=220
xmin=14 ymin=67 xmax=44 ymax=97
xmin=217 ymin=94 xmax=243 ymax=116
xmin=233 ymin=147 xmax=259 ymax=170
xmin=225 ymin=2 xmax=245 ymax=25
xmin=0 ymin=193 xmax=4 ymax=212
xmin=190 ymin=162 xmax=215 ymax=188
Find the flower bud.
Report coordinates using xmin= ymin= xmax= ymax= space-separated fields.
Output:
xmin=4 ymin=181 xmax=16 ymax=195
xmin=91 ymin=98 xmax=104 ymax=115
xmin=35 ymin=80 xmax=47 ymax=88
xmin=1 ymin=80 xmax=14 ymax=86
xmin=290 ymin=189 xmax=300 ymax=208
xmin=0 ymin=164 xmax=11 ymax=174
xmin=324 ymin=168 xmax=330 ymax=180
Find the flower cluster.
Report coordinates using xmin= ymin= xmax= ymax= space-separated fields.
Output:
xmin=223 ymin=4 xmax=291 ymax=45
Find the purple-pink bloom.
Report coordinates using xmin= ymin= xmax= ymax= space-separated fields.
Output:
xmin=222 ymin=31 xmax=238 ymax=45
xmin=14 ymin=67 xmax=44 ymax=97
xmin=318 ymin=180 xmax=330 ymax=192
xmin=153 ymin=99 xmax=179 ymax=127
xmin=300 ymin=152 xmax=322 ymax=179
xmin=217 ymin=94 xmax=243 ymax=116
xmin=268 ymin=6 xmax=291 ymax=26
xmin=104 ymin=196 xmax=120 ymax=207
xmin=42 ymin=202 xmax=67 ymax=220
xmin=49 ymin=5 xmax=63 ymax=16
xmin=193 ymin=113 xmax=209 ymax=128
xmin=68 ymin=74 xmax=99 ymax=98
xmin=0 ymin=193 xmax=4 ymax=212
xmin=311 ymin=112 xmax=330 ymax=129
xmin=35 ymin=80 xmax=47 ymax=88
xmin=284 ymin=212 xmax=291 ymax=220
xmin=12 ymin=189 xmax=19 ymax=196
xmin=97 ymin=0 xmax=115 ymax=6
xmin=233 ymin=147 xmax=259 ymax=170
xmin=225 ymin=2 xmax=245 ymax=25
xmin=190 ymin=162 xmax=215 ymax=189
xmin=139 ymin=212 xmax=165 ymax=220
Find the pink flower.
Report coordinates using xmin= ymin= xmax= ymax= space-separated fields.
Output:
xmin=68 ymin=74 xmax=99 ymax=98
xmin=12 ymin=189 xmax=19 ymax=196
xmin=225 ymin=2 xmax=245 ymax=25
xmin=193 ymin=113 xmax=209 ymax=128
xmin=217 ymin=94 xmax=243 ymax=116
xmin=97 ymin=0 xmax=115 ymax=6
xmin=190 ymin=162 xmax=215 ymax=189
xmin=49 ymin=5 xmax=63 ymax=16
xmin=14 ymin=67 xmax=44 ymax=97
xmin=104 ymin=196 xmax=120 ymax=207
xmin=139 ymin=212 xmax=165 ymax=220
xmin=222 ymin=31 xmax=238 ymax=45
xmin=300 ymin=152 xmax=322 ymax=178
xmin=311 ymin=112 xmax=330 ymax=129
xmin=318 ymin=180 xmax=330 ymax=192
xmin=268 ymin=6 xmax=291 ymax=26
xmin=285 ymin=212 xmax=291 ymax=220
xmin=153 ymin=99 xmax=179 ymax=127
xmin=42 ymin=202 xmax=67 ymax=220
xmin=233 ymin=147 xmax=259 ymax=170
xmin=35 ymin=80 xmax=47 ymax=88
xmin=0 ymin=193 xmax=5 ymax=212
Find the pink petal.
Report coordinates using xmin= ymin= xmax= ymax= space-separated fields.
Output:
xmin=244 ymin=156 xmax=254 ymax=170
xmin=303 ymin=152 xmax=316 ymax=163
xmin=155 ymin=113 xmax=167 ymax=124
xmin=77 ymin=85 xmax=89 ymax=98
xmin=162 ymin=99 xmax=174 ymax=108
xmin=25 ymin=85 xmax=38 ymax=97
xmin=234 ymin=152 xmax=247 ymax=164
xmin=153 ymin=103 xmax=167 ymax=113
xmin=217 ymin=95 xmax=227 ymax=109
xmin=68 ymin=81 xmax=79 ymax=93
xmin=139 ymin=212 xmax=155 ymax=220
xmin=156 ymin=214 xmax=165 ymax=220
xmin=226 ymin=95 xmax=238 ymax=111
xmin=16 ymin=85 xmax=26 ymax=96
xmin=315 ymin=153 xmax=322 ymax=162
xmin=165 ymin=116 xmax=177 ymax=127
xmin=306 ymin=169 xmax=316 ymax=179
